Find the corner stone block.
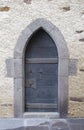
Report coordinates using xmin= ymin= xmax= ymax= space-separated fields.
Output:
xmin=5 ymin=58 xmax=14 ymax=77
xmin=68 ymin=59 xmax=78 ymax=76
xmin=14 ymin=59 xmax=23 ymax=78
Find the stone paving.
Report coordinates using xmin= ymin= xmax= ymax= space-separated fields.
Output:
xmin=0 ymin=118 xmax=84 ymax=130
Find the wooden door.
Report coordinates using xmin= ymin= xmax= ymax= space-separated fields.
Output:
xmin=25 ymin=29 xmax=58 ymax=112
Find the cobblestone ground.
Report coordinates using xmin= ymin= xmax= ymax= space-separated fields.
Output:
xmin=0 ymin=119 xmax=84 ymax=130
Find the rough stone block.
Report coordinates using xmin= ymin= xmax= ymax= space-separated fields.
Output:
xmin=6 ymin=58 xmax=14 ymax=77
xmin=14 ymin=59 xmax=23 ymax=78
xmin=69 ymin=59 xmax=78 ymax=76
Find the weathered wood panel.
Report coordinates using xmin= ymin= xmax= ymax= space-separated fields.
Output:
xmin=25 ymin=29 xmax=58 ymax=112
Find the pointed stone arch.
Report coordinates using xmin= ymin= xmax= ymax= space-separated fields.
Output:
xmin=14 ymin=18 xmax=69 ymax=118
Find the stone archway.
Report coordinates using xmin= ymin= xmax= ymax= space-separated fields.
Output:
xmin=14 ymin=18 xmax=69 ymax=118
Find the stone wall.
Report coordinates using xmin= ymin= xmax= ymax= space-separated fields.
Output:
xmin=0 ymin=0 xmax=84 ymax=117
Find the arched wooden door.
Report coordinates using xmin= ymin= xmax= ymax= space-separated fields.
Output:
xmin=25 ymin=29 xmax=58 ymax=112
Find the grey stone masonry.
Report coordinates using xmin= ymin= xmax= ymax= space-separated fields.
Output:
xmin=0 ymin=118 xmax=84 ymax=130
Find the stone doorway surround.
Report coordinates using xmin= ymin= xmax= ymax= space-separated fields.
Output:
xmin=14 ymin=18 xmax=69 ymax=118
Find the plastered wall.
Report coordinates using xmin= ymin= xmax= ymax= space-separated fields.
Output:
xmin=0 ymin=0 xmax=84 ymax=117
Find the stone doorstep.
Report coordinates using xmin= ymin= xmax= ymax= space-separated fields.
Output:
xmin=0 ymin=118 xmax=84 ymax=130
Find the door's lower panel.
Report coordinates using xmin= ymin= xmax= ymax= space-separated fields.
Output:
xmin=25 ymin=103 xmax=57 ymax=112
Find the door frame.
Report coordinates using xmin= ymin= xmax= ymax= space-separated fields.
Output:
xmin=25 ymin=29 xmax=59 ymax=113
xmin=14 ymin=18 xmax=69 ymax=118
